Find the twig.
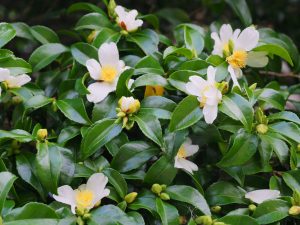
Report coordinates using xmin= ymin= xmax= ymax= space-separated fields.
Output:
xmin=259 ymin=70 xmax=300 ymax=79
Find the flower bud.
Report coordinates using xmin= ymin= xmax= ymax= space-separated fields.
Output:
xmin=161 ymin=184 xmax=167 ymax=191
xmin=249 ymin=83 xmax=257 ymax=91
xmin=160 ymin=192 xmax=170 ymax=201
xmin=76 ymin=206 xmax=85 ymax=216
xmin=211 ymin=205 xmax=221 ymax=213
xmin=297 ymin=143 xmax=300 ymax=152
xmin=213 ymin=222 xmax=226 ymax=225
xmin=289 ymin=205 xmax=300 ymax=216
xmin=293 ymin=190 xmax=300 ymax=206
xmin=37 ymin=129 xmax=48 ymax=140
xmin=82 ymin=213 xmax=91 ymax=220
xmin=108 ymin=0 xmax=117 ymax=18
xmin=151 ymin=183 xmax=162 ymax=194
xmin=125 ymin=192 xmax=138 ymax=204
xmin=195 ymin=215 xmax=213 ymax=225
xmin=248 ymin=204 xmax=256 ymax=212
xmin=216 ymin=81 xmax=229 ymax=95
xmin=118 ymin=96 xmax=140 ymax=114
xmin=256 ymin=124 xmax=268 ymax=134
xmin=87 ymin=30 xmax=97 ymax=43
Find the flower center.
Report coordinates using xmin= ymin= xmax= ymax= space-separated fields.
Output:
xmin=75 ymin=190 xmax=94 ymax=209
xmin=177 ymin=146 xmax=187 ymax=158
xmin=199 ymin=85 xmax=213 ymax=107
xmin=120 ymin=21 xmax=127 ymax=31
xmin=101 ymin=66 xmax=117 ymax=83
xmin=226 ymin=50 xmax=248 ymax=69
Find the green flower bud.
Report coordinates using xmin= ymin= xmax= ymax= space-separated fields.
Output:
xmin=293 ymin=190 xmax=300 ymax=206
xmin=117 ymin=111 xmax=126 ymax=118
xmin=125 ymin=192 xmax=138 ymax=203
xmin=160 ymin=192 xmax=170 ymax=201
xmin=120 ymin=30 xmax=129 ymax=36
xmin=82 ymin=213 xmax=91 ymax=220
xmin=289 ymin=205 xmax=300 ymax=216
xmin=161 ymin=184 xmax=167 ymax=191
xmin=195 ymin=215 xmax=213 ymax=225
xmin=297 ymin=143 xmax=300 ymax=152
xmin=216 ymin=81 xmax=229 ymax=94
xmin=75 ymin=206 xmax=85 ymax=216
xmin=179 ymin=216 xmax=187 ymax=224
xmin=213 ymin=222 xmax=226 ymax=225
xmin=87 ymin=30 xmax=97 ymax=43
xmin=248 ymin=204 xmax=256 ymax=212
xmin=151 ymin=183 xmax=162 ymax=194
xmin=211 ymin=205 xmax=221 ymax=213
xmin=108 ymin=0 xmax=117 ymax=18
xmin=249 ymin=83 xmax=257 ymax=91
xmin=256 ymin=124 xmax=268 ymax=134
xmin=37 ymin=129 xmax=48 ymax=140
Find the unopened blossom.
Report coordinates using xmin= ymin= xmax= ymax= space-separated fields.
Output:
xmin=174 ymin=138 xmax=199 ymax=174
xmin=211 ymin=24 xmax=268 ymax=87
xmin=186 ymin=66 xmax=222 ymax=124
xmin=52 ymin=173 xmax=110 ymax=214
xmin=0 ymin=68 xmax=31 ymax=95
xmin=118 ymin=96 xmax=140 ymax=114
xmin=245 ymin=189 xmax=280 ymax=204
xmin=115 ymin=6 xmax=143 ymax=32
xmin=85 ymin=42 xmax=129 ymax=103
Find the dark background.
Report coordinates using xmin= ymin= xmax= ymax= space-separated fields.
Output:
xmin=0 ymin=0 xmax=299 ymax=48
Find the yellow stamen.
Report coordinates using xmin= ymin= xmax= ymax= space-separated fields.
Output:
xmin=223 ymin=42 xmax=230 ymax=56
xmin=226 ymin=50 xmax=248 ymax=69
xmin=144 ymin=85 xmax=164 ymax=97
xmin=101 ymin=66 xmax=117 ymax=83
xmin=75 ymin=190 xmax=94 ymax=209
xmin=177 ymin=146 xmax=187 ymax=158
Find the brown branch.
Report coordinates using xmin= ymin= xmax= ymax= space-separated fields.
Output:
xmin=259 ymin=70 xmax=300 ymax=79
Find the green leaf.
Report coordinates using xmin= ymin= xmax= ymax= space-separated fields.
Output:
xmin=0 ymin=172 xmax=17 ymax=214
xmin=140 ymin=96 xmax=176 ymax=120
xmin=4 ymin=219 xmax=60 ymax=225
xmin=206 ymin=181 xmax=247 ymax=205
xmin=218 ymin=215 xmax=259 ymax=225
xmin=0 ymin=23 xmax=16 ymax=48
xmin=92 ymin=28 xmax=121 ymax=48
xmin=156 ymin=198 xmax=179 ymax=225
xmin=127 ymin=29 xmax=159 ymax=56
xmin=134 ymin=113 xmax=163 ymax=146
xmin=218 ymin=130 xmax=258 ymax=167
xmin=268 ymin=111 xmax=300 ymax=126
xmin=56 ymin=98 xmax=91 ymax=125
xmin=92 ymin=94 xmax=118 ymax=122
xmin=0 ymin=57 xmax=32 ymax=75
xmin=4 ymin=202 xmax=58 ymax=221
xmin=116 ymin=68 xmax=134 ymax=98
xmin=144 ymin=156 xmax=177 ymax=185
xmin=269 ymin=121 xmax=300 ymax=143
xmin=30 ymin=25 xmax=59 ymax=44
xmin=255 ymin=88 xmax=285 ymax=110
xmin=80 ymin=119 xmax=123 ymax=159
xmin=0 ymin=129 xmax=33 ymax=142
xmin=168 ymin=70 xmax=202 ymax=93
xmin=67 ymin=2 xmax=105 ymax=14
xmin=224 ymin=0 xmax=252 ymax=26
xmin=71 ymin=42 xmax=98 ymax=66
xmin=111 ymin=141 xmax=159 ymax=173
xmin=103 ymin=168 xmax=127 ymax=198
xmin=24 ymin=95 xmax=53 ymax=111
xmin=169 ymin=96 xmax=203 ymax=132
xmin=11 ymin=22 xmax=34 ymax=40
xmin=166 ymin=185 xmax=211 ymax=215
xmin=129 ymin=190 xmax=157 ymax=215
xmin=133 ymin=74 xmax=167 ymax=88
xmin=75 ymin=13 xmax=111 ymax=30
xmin=29 ymin=43 xmax=69 ymax=72
xmin=57 ymin=126 xmax=80 ymax=145
xmin=135 ymin=55 xmax=164 ymax=75
xmin=90 ymin=204 xmax=139 ymax=225
xmin=163 ymin=46 xmax=193 ymax=59
xmin=219 ymin=93 xmax=254 ymax=132
xmin=182 ymin=24 xmax=204 ymax=56
xmin=253 ymin=200 xmax=289 ymax=224
xmin=282 ymin=170 xmax=300 ymax=191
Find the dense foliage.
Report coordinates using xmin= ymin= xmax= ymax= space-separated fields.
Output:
xmin=0 ymin=0 xmax=300 ymax=224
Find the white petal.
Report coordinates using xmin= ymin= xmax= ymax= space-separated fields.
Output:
xmin=186 ymin=81 xmax=201 ymax=97
xmin=219 ymin=24 xmax=233 ymax=43
xmin=87 ymin=82 xmax=116 ymax=103
xmin=175 ymin=158 xmax=198 ymax=174
xmin=245 ymin=189 xmax=280 ymax=204
xmin=246 ymin=51 xmax=269 ymax=68
xmin=14 ymin=74 xmax=31 ymax=87
xmin=183 ymin=144 xmax=199 ymax=157
xmin=86 ymin=59 xmax=101 ymax=80
xmin=232 ymin=29 xmax=241 ymax=42
xmin=207 ymin=66 xmax=216 ymax=85
xmin=235 ymin=27 xmax=259 ymax=51
xmin=203 ymin=104 xmax=218 ymax=124
xmin=189 ymin=75 xmax=206 ymax=90
xmin=228 ymin=65 xmax=240 ymax=88
xmin=0 ymin=68 xmax=10 ymax=82
xmin=115 ymin=5 xmax=126 ymax=18
xmin=52 ymin=185 xmax=76 ymax=211
xmin=86 ymin=173 xmax=110 ymax=205
xmin=211 ymin=32 xmax=223 ymax=57
xmin=98 ymin=42 xmax=119 ymax=67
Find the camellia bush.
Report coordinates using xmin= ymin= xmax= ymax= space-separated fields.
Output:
xmin=1 ymin=0 xmax=300 ymax=224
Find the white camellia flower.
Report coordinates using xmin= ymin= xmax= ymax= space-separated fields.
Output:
xmin=186 ymin=66 xmax=222 ymax=124
xmin=0 ymin=68 xmax=31 ymax=95
xmin=211 ymin=24 xmax=269 ymax=87
xmin=85 ymin=42 xmax=129 ymax=104
xmin=174 ymin=138 xmax=199 ymax=174
xmin=245 ymin=189 xmax=280 ymax=204
xmin=52 ymin=173 xmax=110 ymax=214
xmin=118 ymin=96 xmax=140 ymax=114
xmin=115 ymin=5 xmax=143 ymax=32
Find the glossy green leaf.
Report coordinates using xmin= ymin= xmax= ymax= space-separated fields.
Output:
xmin=0 ymin=172 xmax=17 ymax=214
xmin=0 ymin=23 xmax=16 ymax=48
xmin=224 ymin=0 xmax=252 ymax=26
xmin=75 ymin=13 xmax=111 ymax=30
xmin=218 ymin=215 xmax=259 ymax=225
xmin=30 ymin=25 xmax=59 ymax=44
xmin=71 ymin=42 xmax=98 ymax=66
xmin=156 ymin=198 xmax=179 ymax=225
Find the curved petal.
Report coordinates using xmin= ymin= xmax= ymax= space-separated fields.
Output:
xmin=87 ymin=82 xmax=116 ymax=103
xmin=219 ymin=24 xmax=233 ymax=43
xmin=207 ymin=66 xmax=216 ymax=85
xmin=52 ymin=185 xmax=76 ymax=209
xmin=0 ymin=68 xmax=10 ymax=82
xmin=235 ymin=27 xmax=259 ymax=51
xmin=228 ymin=65 xmax=241 ymax=88
xmin=203 ymin=104 xmax=218 ymax=124
xmin=211 ymin=32 xmax=223 ymax=56
xmin=98 ymin=42 xmax=119 ymax=67
xmin=14 ymin=74 xmax=31 ymax=86
xmin=175 ymin=158 xmax=198 ymax=174
xmin=246 ymin=51 xmax=269 ymax=68
xmin=86 ymin=173 xmax=109 ymax=202
xmin=189 ymin=75 xmax=206 ymax=90
xmin=183 ymin=144 xmax=199 ymax=157
xmin=245 ymin=189 xmax=280 ymax=204
xmin=115 ymin=5 xmax=126 ymax=18
xmin=86 ymin=59 xmax=101 ymax=80
xmin=186 ymin=81 xmax=201 ymax=97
